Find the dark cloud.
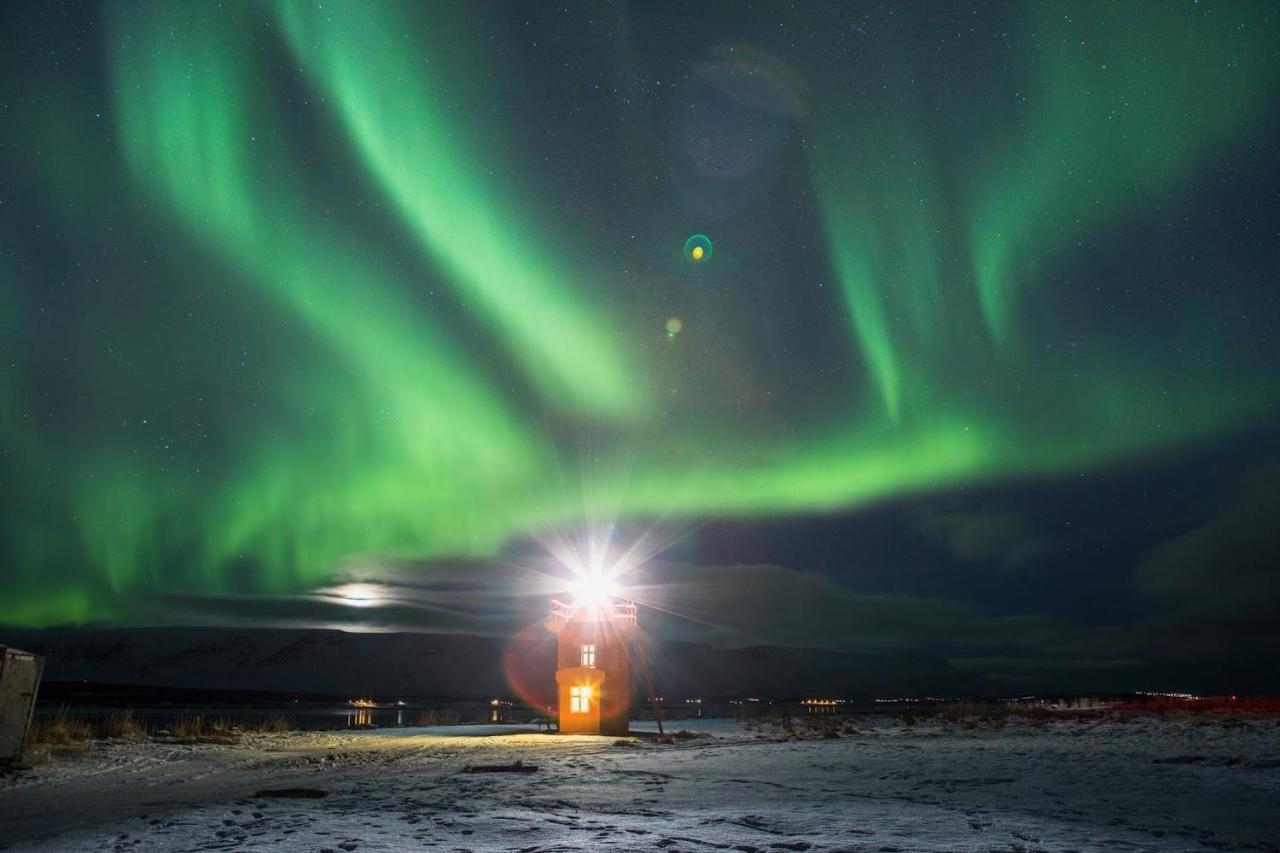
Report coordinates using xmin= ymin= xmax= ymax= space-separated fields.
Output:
xmin=1127 ymin=462 xmax=1280 ymax=663
xmin=145 ymin=557 xmax=553 ymax=637
xmin=153 ymin=556 xmax=1073 ymax=677
xmin=148 ymin=559 xmax=861 ymax=645
xmin=629 ymin=561 xmax=1061 ymax=655
xmin=913 ymin=507 xmax=1051 ymax=569
xmin=124 ymin=457 xmax=1280 ymax=695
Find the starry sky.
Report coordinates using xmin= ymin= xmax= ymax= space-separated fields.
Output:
xmin=2 ymin=1 xmax=1278 ymax=691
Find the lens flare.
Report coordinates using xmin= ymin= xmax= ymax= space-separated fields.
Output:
xmin=500 ymin=622 xmax=558 ymax=716
xmin=683 ymin=233 xmax=713 ymax=263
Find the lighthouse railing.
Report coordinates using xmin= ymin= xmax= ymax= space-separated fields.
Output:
xmin=548 ymin=598 xmax=637 ymax=624
xmin=609 ymin=600 xmax=637 ymax=624
xmin=549 ymin=598 xmax=577 ymax=623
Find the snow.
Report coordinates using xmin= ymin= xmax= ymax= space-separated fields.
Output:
xmin=2 ymin=717 xmax=1278 ymax=851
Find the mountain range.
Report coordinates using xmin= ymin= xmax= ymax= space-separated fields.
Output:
xmin=2 ymin=626 xmax=992 ymax=702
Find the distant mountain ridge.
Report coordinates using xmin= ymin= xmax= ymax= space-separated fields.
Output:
xmin=1 ymin=626 xmax=992 ymax=701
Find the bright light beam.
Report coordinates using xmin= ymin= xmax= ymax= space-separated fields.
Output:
xmin=566 ymin=571 xmax=621 ymax=611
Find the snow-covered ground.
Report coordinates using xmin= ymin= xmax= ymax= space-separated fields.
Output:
xmin=2 ymin=716 xmax=1278 ymax=852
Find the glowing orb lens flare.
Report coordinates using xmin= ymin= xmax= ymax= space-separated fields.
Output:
xmin=683 ymin=233 xmax=713 ymax=263
xmin=666 ymin=316 xmax=683 ymax=337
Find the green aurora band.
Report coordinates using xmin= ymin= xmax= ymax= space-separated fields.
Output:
xmin=0 ymin=1 xmax=1276 ymax=624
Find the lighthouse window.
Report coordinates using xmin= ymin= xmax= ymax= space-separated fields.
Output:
xmin=581 ymin=644 xmax=596 ymax=667
xmin=570 ymin=685 xmax=591 ymax=713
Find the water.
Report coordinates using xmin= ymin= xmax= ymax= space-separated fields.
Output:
xmin=37 ymin=698 xmax=888 ymax=732
xmin=33 ymin=700 xmax=523 ymax=731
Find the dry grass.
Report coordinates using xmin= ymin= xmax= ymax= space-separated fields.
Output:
xmin=647 ymin=729 xmax=702 ymax=744
xmin=28 ymin=708 xmax=94 ymax=745
xmin=802 ymin=715 xmax=864 ymax=737
xmin=745 ymin=714 xmax=864 ymax=738
xmin=28 ymin=709 xmax=147 ymax=746
xmin=25 ymin=708 xmax=300 ymax=750
xmin=240 ymin=713 xmax=293 ymax=733
xmin=1113 ymin=696 xmax=1280 ymax=716
xmin=745 ymin=702 xmax=1066 ymax=738
xmin=890 ymin=701 xmax=1056 ymax=727
xmin=96 ymin=710 xmax=148 ymax=740
xmin=170 ymin=715 xmax=240 ymax=743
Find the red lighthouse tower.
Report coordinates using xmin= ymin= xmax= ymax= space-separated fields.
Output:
xmin=546 ymin=593 xmax=636 ymax=735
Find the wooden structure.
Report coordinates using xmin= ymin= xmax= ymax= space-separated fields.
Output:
xmin=0 ymin=645 xmax=44 ymax=765
xmin=545 ymin=597 xmax=636 ymax=735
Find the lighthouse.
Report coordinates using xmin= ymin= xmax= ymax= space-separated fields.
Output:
xmin=546 ymin=588 xmax=636 ymax=736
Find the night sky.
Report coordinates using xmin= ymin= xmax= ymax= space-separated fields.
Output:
xmin=2 ymin=2 xmax=1278 ymax=692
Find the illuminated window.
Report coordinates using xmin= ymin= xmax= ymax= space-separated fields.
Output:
xmin=570 ymin=685 xmax=591 ymax=713
xmin=581 ymin=644 xmax=596 ymax=667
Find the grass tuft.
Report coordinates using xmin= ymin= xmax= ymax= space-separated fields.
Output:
xmin=170 ymin=715 xmax=240 ymax=743
xmin=241 ymin=713 xmax=293 ymax=733
xmin=29 ymin=708 xmax=94 ymax=745
xmin=97 ymin=710 xmax=148 ymax=740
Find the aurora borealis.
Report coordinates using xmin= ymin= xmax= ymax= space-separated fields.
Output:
xmin=2 ymin=0 xmax=1278 ymax=673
